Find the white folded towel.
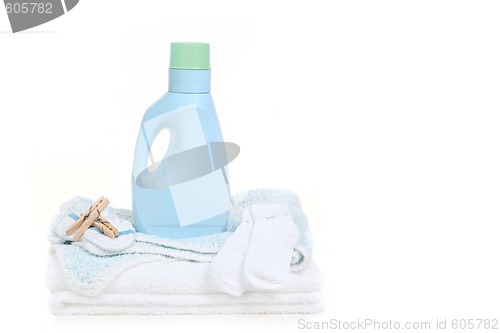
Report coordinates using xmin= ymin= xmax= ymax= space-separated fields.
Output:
xmin=47 ymin=254 xmax=324 ymax=315
xmin=47 ymin=189 xmax=323 ymax=315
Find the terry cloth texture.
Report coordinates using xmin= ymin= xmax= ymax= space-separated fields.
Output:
xmin=47 ymin=188 xmax=321 ymax=314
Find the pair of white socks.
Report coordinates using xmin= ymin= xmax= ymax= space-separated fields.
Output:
xmin=211 ymin=204 xmax=300 ymax=296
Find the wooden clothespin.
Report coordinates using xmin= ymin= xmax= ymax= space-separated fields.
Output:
xmin=66 ymin=196 xmax=106 ymax=236
xmin=101 ymin=220 xmax=119 ymax=237
xmin=93 ymin=218 xmax=116 ymax=239
xmin=65 ymin=196 xmax=111 ymax=241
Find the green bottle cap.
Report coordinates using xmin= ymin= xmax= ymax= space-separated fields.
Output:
xmin=170 ymin=42 xmax=210 ymax=70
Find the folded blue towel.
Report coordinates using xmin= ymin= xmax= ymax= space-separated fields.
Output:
xmin=48 ymin=188 xmax=314 ymax=297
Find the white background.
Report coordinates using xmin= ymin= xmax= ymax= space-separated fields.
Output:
xmin=1 ymin=0 xmax=499 ymax=331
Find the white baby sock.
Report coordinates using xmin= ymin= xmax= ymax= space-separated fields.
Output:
xmin=210 ymin=207 xmax=254 ymax=296
xmin=243 ymin=204 xmax=300 ymax=290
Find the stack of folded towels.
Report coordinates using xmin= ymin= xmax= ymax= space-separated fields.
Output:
xmin=47 ymin=189 xmax=323 ymax=315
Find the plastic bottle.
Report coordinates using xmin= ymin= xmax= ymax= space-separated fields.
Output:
xmin=132 ymin=42 xmax=235 ymax=239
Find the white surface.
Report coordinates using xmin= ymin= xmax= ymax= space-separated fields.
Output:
xmin=1 ymin=0 xmax=499 ymax=331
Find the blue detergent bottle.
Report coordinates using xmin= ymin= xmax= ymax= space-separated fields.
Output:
xmin=132 ymin=42 xmax=237 ymax=239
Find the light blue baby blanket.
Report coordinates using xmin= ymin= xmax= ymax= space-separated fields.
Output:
xmin=48 ymin=189 xmax=314 ymax=296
